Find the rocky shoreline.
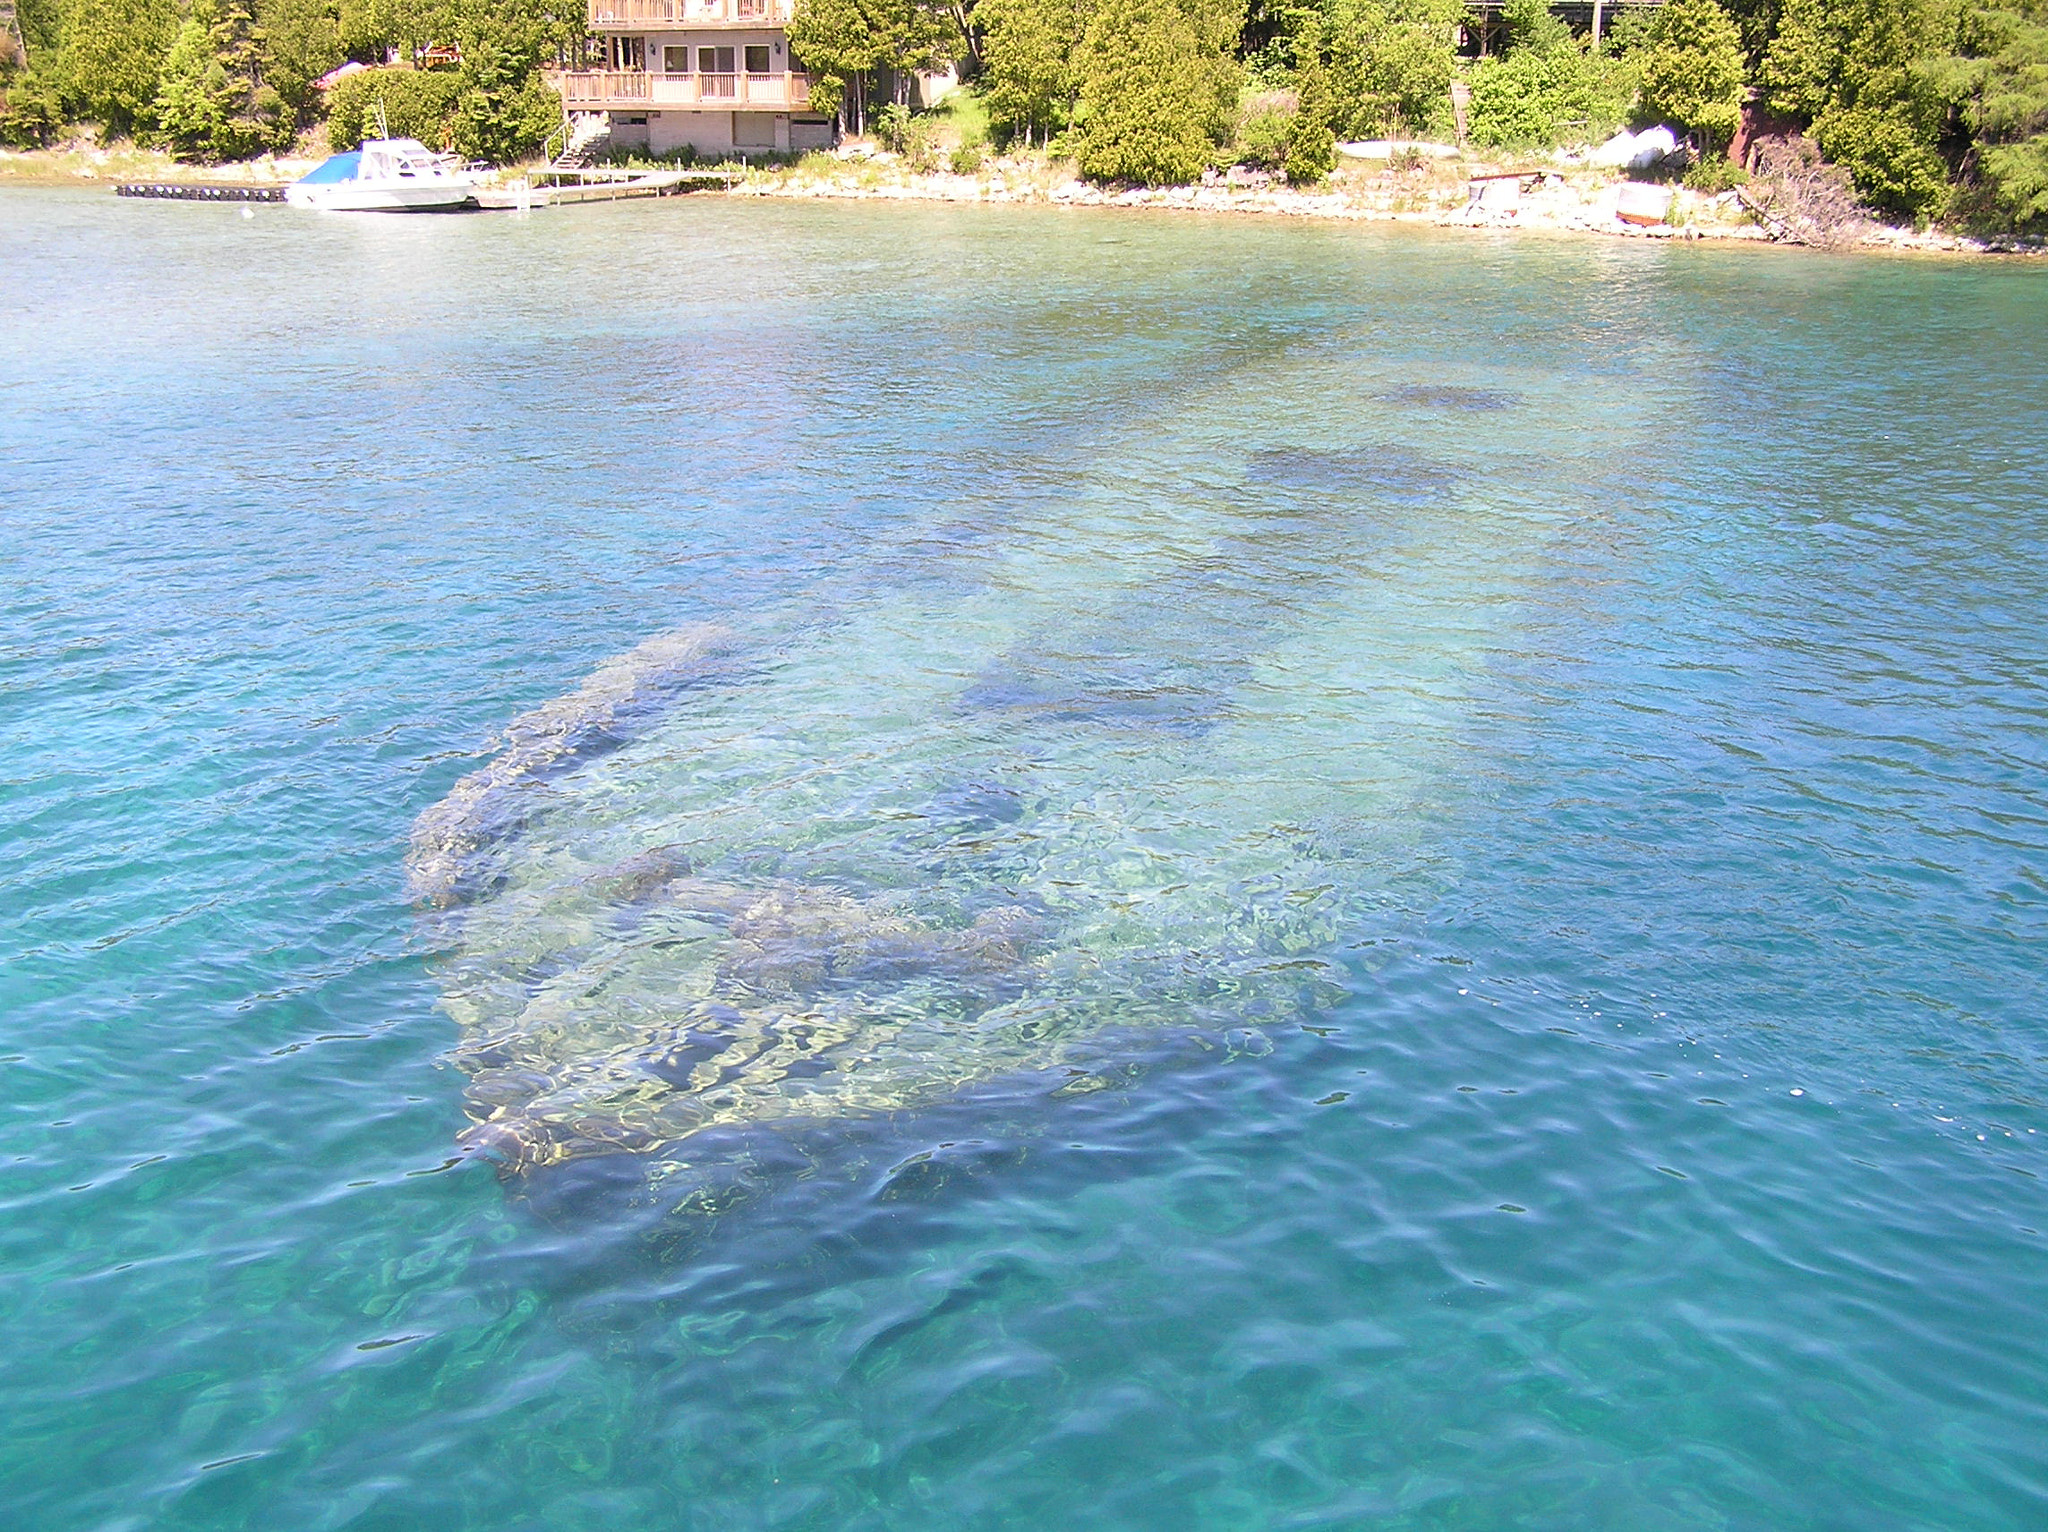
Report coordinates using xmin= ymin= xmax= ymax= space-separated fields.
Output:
xmin=731 ymin=152 xmax=2041 ymax=259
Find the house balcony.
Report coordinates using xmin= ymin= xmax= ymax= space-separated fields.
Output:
xmin=586 ymin=0 xmax=794 ymax=29
xmin=558 ymin=69 xmax=813 ymax=111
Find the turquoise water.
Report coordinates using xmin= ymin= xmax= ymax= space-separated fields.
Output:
xmin=2 ymin=188 xmax=2045 ymax=1531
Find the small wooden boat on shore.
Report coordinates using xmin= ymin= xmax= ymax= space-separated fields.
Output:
xmin=286 ymin=139 xmax=476 ymax=212
xmin=1615 ymin=181 xmax=1674 ymax=227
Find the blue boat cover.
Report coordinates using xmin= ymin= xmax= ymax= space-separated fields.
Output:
xmin=295 ymin=152 xmax=361 ymax=186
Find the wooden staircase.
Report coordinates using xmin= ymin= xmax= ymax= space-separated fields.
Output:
xmin=550 ymin=113 xmax=614 ymax=171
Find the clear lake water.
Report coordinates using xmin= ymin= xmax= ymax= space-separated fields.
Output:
xmin=2 ymin=188 xmax=2046 ymax=1530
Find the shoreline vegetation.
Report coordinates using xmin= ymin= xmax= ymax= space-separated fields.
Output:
xmin=3 ymin=0 xmax=2044 ymax=253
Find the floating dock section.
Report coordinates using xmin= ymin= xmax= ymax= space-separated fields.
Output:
xmin=116 ymin=182 xmax=287 ymax=202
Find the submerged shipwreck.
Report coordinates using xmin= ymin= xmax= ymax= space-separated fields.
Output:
xmin=408 ymin=411 xmax=1527 ymax=1181
xmin=410 ymin=610 xmax=1358 ymax=1177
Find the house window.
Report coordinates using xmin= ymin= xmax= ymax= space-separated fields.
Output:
xmin=744 ymin=44 xmax=770 ymax=73
xmin=697 ymin=46 xmax=733 ymax=73
xmin=663 ymin=45 xmax=688 ymax=72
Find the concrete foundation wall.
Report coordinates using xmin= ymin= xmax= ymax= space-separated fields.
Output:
xmin=648 ymin=111 xmax=738 ymax=156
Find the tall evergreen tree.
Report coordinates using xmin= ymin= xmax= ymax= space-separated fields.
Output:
xmin=256 ymin=0 xmax=344 ymax=125
xmin=1928 ymin=0 xmax=2048 ymax=227
xmin=1074 ymin=0 xmax=1236 ymax=182
xmin=153 ymin=0 xmax=289 ymax=159
xmin=1285 ymin=17 xmax=1334 ymax=179
xmin=446 ymin=0 xmax=569 ymax=161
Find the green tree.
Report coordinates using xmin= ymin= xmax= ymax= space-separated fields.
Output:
xmin=1926 ymin=0 xmax=2048 ymax=227
xmin=61 ymin=0 xmax=179 ymax=135
xmin=975 ymin=0 xmax=1089 ymax=145
xmin=1074 ymin=0 xmax=1240 ymax=182
xmin=1761 ymin=0 xmax=1955 ymax=219
xmin=257 ymin=0 xmax=344 ymax=124
xmin=0 ymin=73 xmax=65 ymax=146
xmin=790 ymin=0 xmax=954 ymax=132
xmin=1636 ymin=0 xmax=1744 ymax=149
xmin=1285 ymin=17 xmax=1334 ymax=177
xmin=0 ymin=0 xmax=65 ymax=146
xmin=153 ymin=0 xmax=290 ymax=159
xmin=336 ymin=0 xmax=457 ymax=62
xmin=447 ymin=0 xmax=572 ymax=161
xmin=1324 ymin=0 xmax=1461 ymax=138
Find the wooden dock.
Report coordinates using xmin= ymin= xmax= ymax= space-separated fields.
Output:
xmin=116 ymin=182 xmax=287 ymax=202
xmin=473 ymin=168 xmax=741 ymax=210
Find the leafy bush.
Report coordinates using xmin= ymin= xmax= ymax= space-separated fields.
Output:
xmin=1464 ymin=0 xmax=1633 ymax=149
xmin=1683 ymin=152 xmax=1748 ymax=188
xmin=326 ymin=66 xmax=460 ymax=150
xmin=949 ymin=139 xmax=985 ymax=172
xmin=1235 ymin=99 xmax=1294 ymax=166
xmin=0 ymin=77 xmax=64 ymax=147
xmin=1466 ymin=47 xmax=1595 ymax=147
xmin=874 ymin=101 xmax=940 ymax=167
xmin=873 ymin=99 xmax=913 ymax=150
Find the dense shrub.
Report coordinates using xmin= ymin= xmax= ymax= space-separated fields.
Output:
xmin=1465 ymin=0 xmax=1633 ymax=148
xmin=1684 ymin=150 xmax=1748 ymax=188
xmin=1234 ymin=94 xmax=1294 ymax=165
xmin=325 ymin=65 xmax=460 ymax=149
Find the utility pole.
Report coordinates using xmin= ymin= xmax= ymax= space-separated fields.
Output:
xmin=1 ymin=0 xmax=27 ymax=68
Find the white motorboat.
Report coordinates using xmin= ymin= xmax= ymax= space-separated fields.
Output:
xmin=286 ymin=139 xmax=476 ymax=212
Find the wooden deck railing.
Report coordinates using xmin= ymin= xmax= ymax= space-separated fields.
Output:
xmin=587 ymin=0 xmax=792 ymax=26
xmin=558 ymin=69 xmax=812 ymax=109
